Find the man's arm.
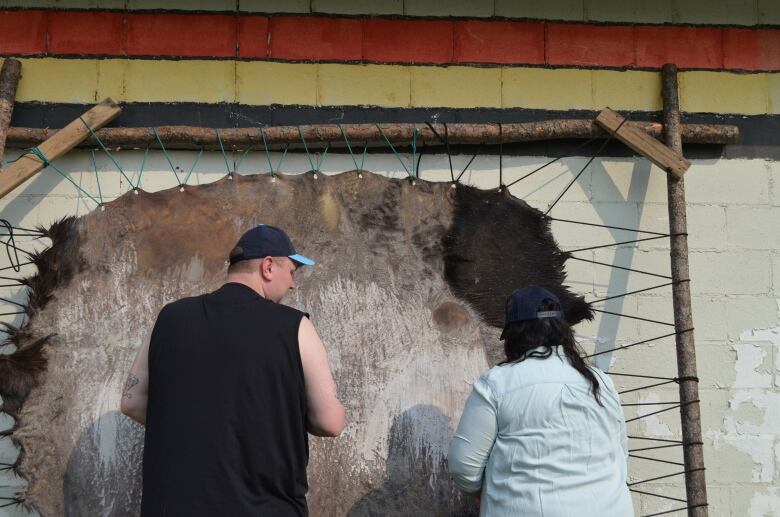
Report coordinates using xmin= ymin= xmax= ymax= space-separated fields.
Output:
xmin=120 ymin=331 xmax=151 ymax=425
xmin=298 ymin=316 xmax=345 ymax=437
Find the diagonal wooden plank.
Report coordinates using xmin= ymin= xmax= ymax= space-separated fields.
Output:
xmin=595 ymin=108 xmax=691 ymax=179
xmin=0 ymin=98 xmax=121 ymax=200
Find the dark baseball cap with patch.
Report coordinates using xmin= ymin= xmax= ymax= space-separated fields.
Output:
xmin=500 ymin=286 xmax=564 ymax=339
xmin=229 ymin=225 xmax=315 ymax=266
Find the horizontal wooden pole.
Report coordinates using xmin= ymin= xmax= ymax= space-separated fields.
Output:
xmin=4 ymin=120 xmax=738 ymax=151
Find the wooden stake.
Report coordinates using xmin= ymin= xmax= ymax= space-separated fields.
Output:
xmin=662 ymin=63 xmax=708 ymax=517
xmin=3 ymin=120 xmax=739 ymax=151
xmin=596 ymin=108 xmax=691 ymax=179
xmin=0 ymin=99 xmax=121 ymax=200
xmin=0 ymin=58 xmax=22 ymax=170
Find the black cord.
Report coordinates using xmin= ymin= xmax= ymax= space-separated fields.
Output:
xmin=0 ymin=220 xmax=22 ymax=272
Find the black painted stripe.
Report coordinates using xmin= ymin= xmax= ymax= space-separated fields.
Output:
xmin=9 ymin=102 xmax=779 ymax=160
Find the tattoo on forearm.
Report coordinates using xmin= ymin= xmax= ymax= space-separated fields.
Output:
xmin=123 ymin=375 xmax=139 ymax=399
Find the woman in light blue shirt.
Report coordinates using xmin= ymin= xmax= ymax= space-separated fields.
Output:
xmin=449 ymin=286 xmax=633 ymax=517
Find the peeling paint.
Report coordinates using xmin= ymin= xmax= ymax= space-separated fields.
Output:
xmin=705 ymin=297 xmax=780 ymax=511
xmin=637 ymin=393 xmax=674 ymax=437
xmin=731 ymin=343 xmax=773 ymax=388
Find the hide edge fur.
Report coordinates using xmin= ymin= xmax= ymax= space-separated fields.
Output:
xmin=0 ymin=218 xmax=82 ymax=480
xmin=0 ymin=172 xmax=592 ymax=512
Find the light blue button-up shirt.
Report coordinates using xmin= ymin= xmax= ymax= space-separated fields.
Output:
xmin=448 ymin=348 xmax=634 ymax=517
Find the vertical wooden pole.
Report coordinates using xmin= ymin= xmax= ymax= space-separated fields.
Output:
xmin=662 ymin=63 xmax=708 ymax=517
xmin=0 ymin=59 xmax=22 ymax=169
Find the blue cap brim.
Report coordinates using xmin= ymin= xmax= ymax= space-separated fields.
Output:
xmin=289 ymin=253 xmax=315 ymax=266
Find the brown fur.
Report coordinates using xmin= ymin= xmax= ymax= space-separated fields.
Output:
xmin=0 ymin=218 xmax=82 ymax=419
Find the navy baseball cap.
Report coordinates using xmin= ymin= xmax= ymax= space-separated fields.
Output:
xmin=500 ymin=286 xmax=564 ymax=339
xmin=229 ymin=225 xmax=315 ymax=266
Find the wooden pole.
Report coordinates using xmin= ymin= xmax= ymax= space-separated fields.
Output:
xmin=3 ymin=120 xmax=739 ymax=151
xmin=0 ymin=58 xmax=22 ymax=169
xmin=662 ymin=63 xmax=708 ymax=517
xmin=596 ymin=108 xmax=690 ymax=179
xmin=0 ymin=99 xmax=121 ymax=201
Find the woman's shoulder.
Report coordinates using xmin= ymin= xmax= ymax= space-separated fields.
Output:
xmin=480 ymin=357 xmax=551 ymax=390
xmin=482 ymin=351 xmax=613 ymax=389
xmin=588 ymin=365 xmax=616 ymax=387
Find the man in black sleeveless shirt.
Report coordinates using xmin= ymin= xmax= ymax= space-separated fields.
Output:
xmin=121 ymin=225 xmax=345 ymax=516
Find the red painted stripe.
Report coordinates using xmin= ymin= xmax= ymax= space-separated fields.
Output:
xmin=237 ymin=15 xmax=269 ymax=59
xmin=126 ymin=13 xmax=236 ymax=57
xmin=547 ymin=23 xmax=635 ymax=67
xmin=454 ymin=20 xmax=544 ymax=65
xmin=724 ymin=28 xmax=780 ymax=71
xmin=635 ymin=26 xmax=723 ymax=69
xmin=49 ymin=11 xmax=125 ymax=56
xmin=363 ymin=19 xmax=453 ymax=64
xmin=0 ymin=10 xmax=47 ymax=55
xmin=269 ymin=16 xmax=361 ymax=61
xmin=2 ymin=10 xmax=780 ymax=72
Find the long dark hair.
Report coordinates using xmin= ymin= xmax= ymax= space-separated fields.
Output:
xmin=500 ymin=298 xmax=602 ymax=405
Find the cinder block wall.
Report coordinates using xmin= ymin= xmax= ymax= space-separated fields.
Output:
xmin=0 ymin=150 xmax=777 ymax=516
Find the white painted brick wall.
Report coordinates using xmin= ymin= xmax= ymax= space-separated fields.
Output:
xmin=0 ymin=151 xmax=777 ymax=516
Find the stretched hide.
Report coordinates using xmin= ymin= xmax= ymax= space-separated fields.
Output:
xmin=0 ymin=171 xmax=591 ymax=516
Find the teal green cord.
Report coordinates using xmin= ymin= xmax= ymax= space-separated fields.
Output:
xmin=234 ymin=146 xmax=253 ymax=174
xmin=376 ymin=125 xmax=412 ymax=178
xmin=182 ymin=148 xmax=204 ymax=185
xmin=10 ymin=146 xmax=51 ymax=166
xmin=215 ymin=128 xmax=233 ymax=175
xmin=151 ymin=127 xmax=182 ymax=185
xmin=261 ymin=129 xmax=289 ymax=176
xmin=51 ymin=161 xmax=101 ymax=205
xmin=136 ymin=146 xmax=150 ymax=190
xmin=78 ymin=116 xmax=135 ymax=188
xmin=90 ymin=149 xmax=104 ymax=205
xmin=338 ymin=124 xmax=361 ymax=173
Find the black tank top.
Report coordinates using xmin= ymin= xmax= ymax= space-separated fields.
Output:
xmin=141 ymin=283 xmax=309 ymax=517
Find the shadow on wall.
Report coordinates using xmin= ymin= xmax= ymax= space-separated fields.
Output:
xmin=64 ymin=407 xmax=476 ymax=516
xmin=63 ymin=411 xmax=144 ymax=517
xmin=348 ymin=404 xmax=478 ymax=517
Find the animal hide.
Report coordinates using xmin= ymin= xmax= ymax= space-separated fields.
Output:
xmin=0 ymin=171 xmax=591 ymax=516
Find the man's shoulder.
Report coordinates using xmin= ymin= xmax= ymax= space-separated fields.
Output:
xmin=272 ymin=302 xmax=310 ymax=322
xmin=157 ymin=293 xmax=206 ymax=317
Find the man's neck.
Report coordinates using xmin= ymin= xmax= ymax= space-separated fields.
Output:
xmin=226 ymin=274 xmax=267 ymax=299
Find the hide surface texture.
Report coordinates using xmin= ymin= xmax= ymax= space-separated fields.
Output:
xmin=0 ymin=171 xmax=591 ymax=516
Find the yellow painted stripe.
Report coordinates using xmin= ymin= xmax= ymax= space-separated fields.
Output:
xmin=502 ymin=68 xmax=593 ymax=110
xmin=237 ymin=61 xmax=317 ymax=106
xmin=5 ymin=58 xmax=778 ymax=115
xmin=411 ymin=66 xmax=502 ymax=108
xmin=317 ymin=64 xmax=410 ymax=107
xmin=591 ymin=70 xmax=662 ymax=112
xmin=769 ymin=74 xmax=780 ymax=114
xmin=16 ymin=58 xmax=100 ymax=103
xmin=680 ymin=71 xmax=771 ymax=115
xmin=124 ymin=60 xmax=236 ymax=103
